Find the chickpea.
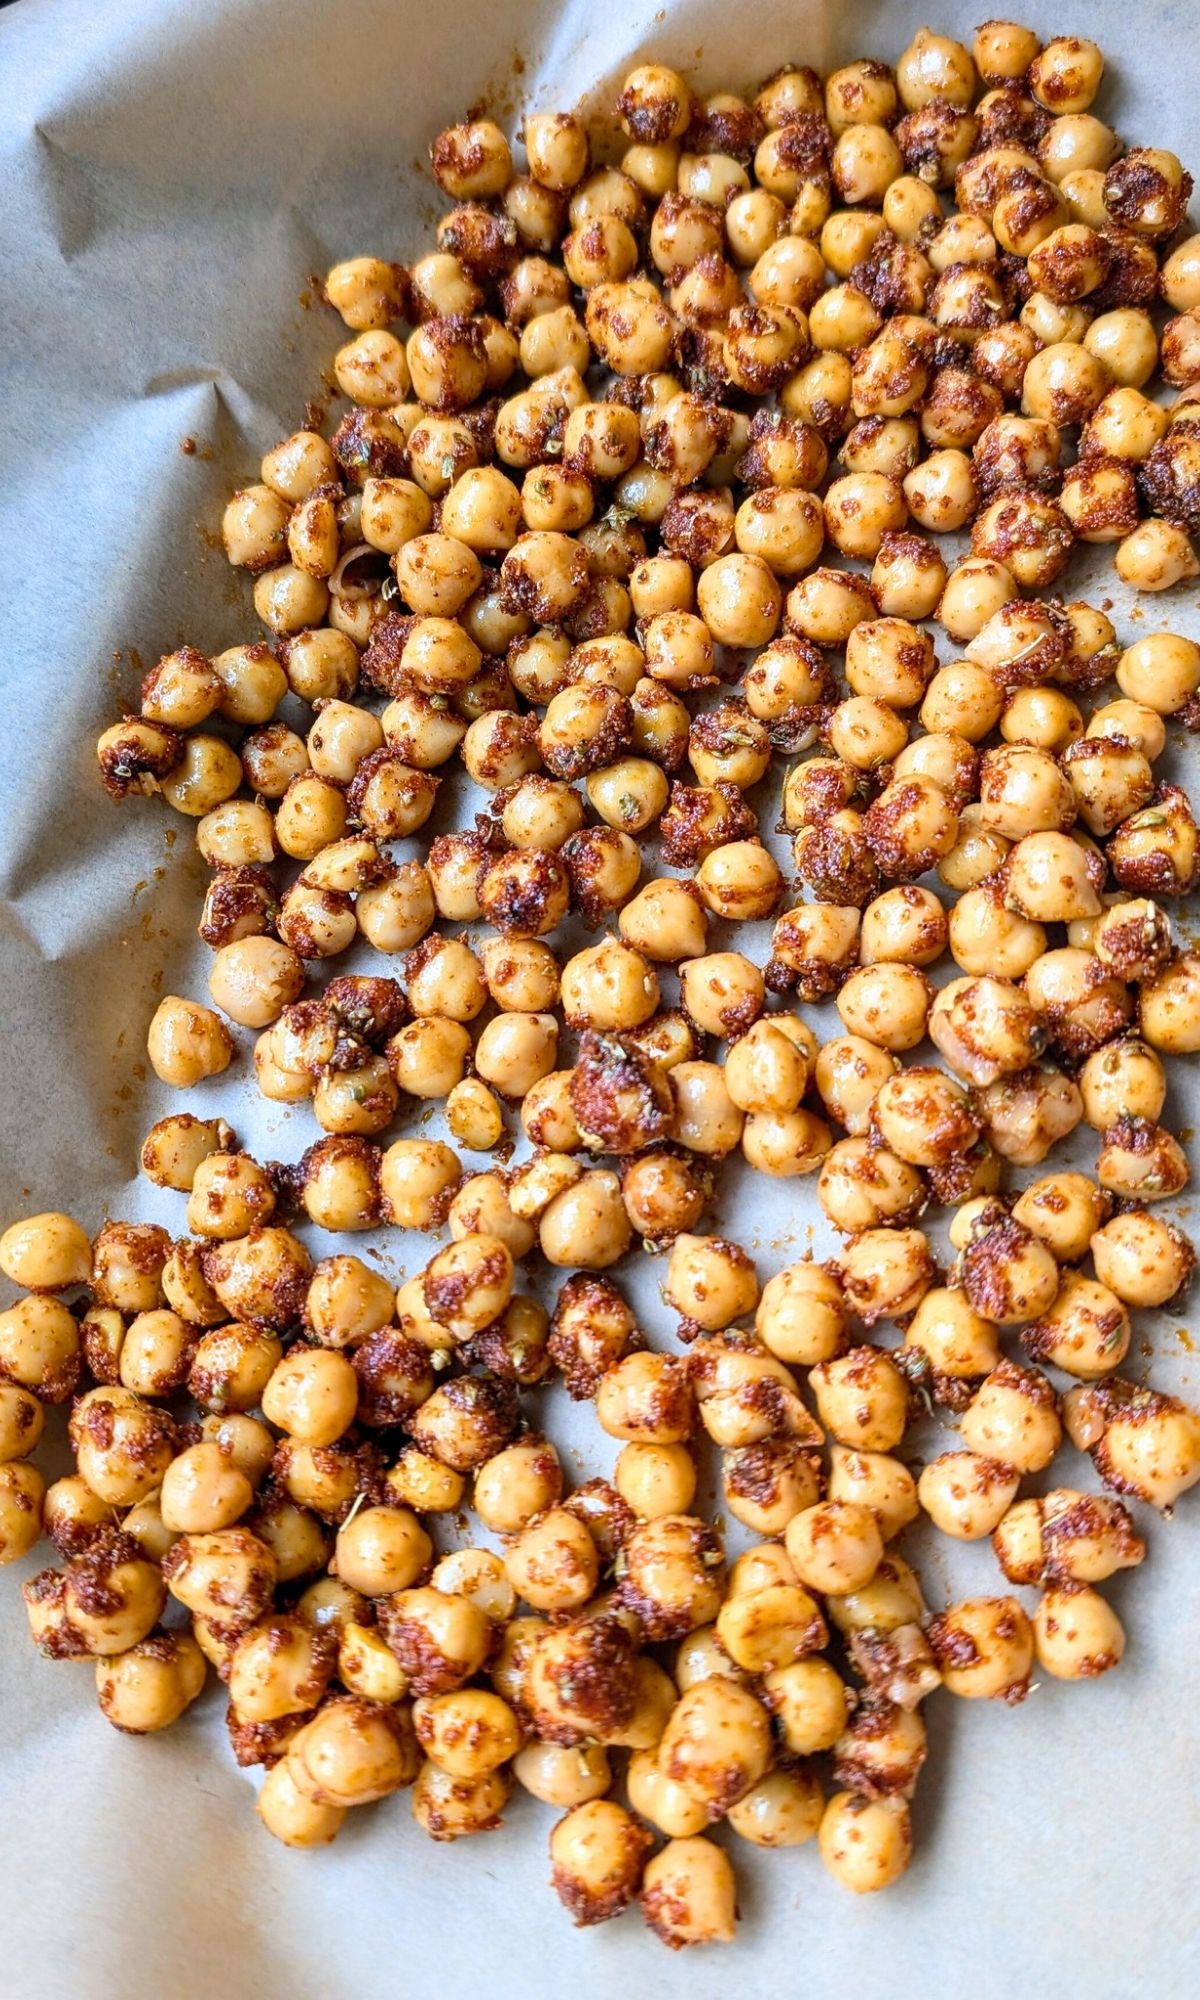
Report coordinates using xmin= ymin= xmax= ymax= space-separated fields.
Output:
xmin=260 ymin=1348 xmax=357 ymax=1448
xmin=223 ymin=1614 xmax=334 ymax=1726
xmin=617 ymin=1514 xmax=725 ymax=1640
xmin=1009 ymin=1173 xmax=1108 ymax=1265
xmin=958 ymin=1359 xmax=1061 ymax=1474
xmin=0 ymin=1291 xmax=82 ymax=1406
xmin=928 ymin=1594 xmax=1036 ymax=1705
xmin=819 ymin=1792 xmax=912 ymax=1894
xmin=786 ymin=566 xmax=876 ymax=646
xmin=612 ymin=1442 xmax=695 ymax=1523
xmin=549 ymin=1798 xmax=653 ymax=1929
xmin=288 ymin=1695 xmax=420 ymax=1810
xmin=145 ymin=994 xmax=235 ymax=1088
xmin=155 ymin=1440 xmax=250 ymax=1534
xmin=835 ymin=964 xmax=931 ymax=1052
xmin=836 ymin=1227 xmax=934 ymax=1327
xmin=658 ymin=1679 xmax=772 ymax=1819
xmin=0 ymin=1461 xmax=44 ymax=1565
xmin=1091 ymin=1209 xmax=1194 ymax=1309
xmin=1115 ymin=517 xmax=1200 ymax=593
xmin=253 ymin=1757 xmax=346 ymax=1849
xmin=410 ymin=1687 xmax=522 ymax=1781
xmin=817 ymin=1136 xmax=924 ymax=1236
xmin=810 ymin=1347 xmax=909 ymax=1453
xmin=515 ymin=1740 xmax=610 ymax=1811
xmin=785 ymin=1499 xmax=885 ymax=1598
xmin=0 ymin=1210 xmax=92 ymax=1293
xmin=1032 ymin=1583 xmax=1125 ymax=1682
xmin=1115 ymin=631 xmax=1200 ymax=716
xmin=729 ymin=1767 xmax=824 ymax=1850
xmin=754 ymin=1262 xmax=846 ymax=1372
xmin=824 ymin=472 xmax=907 ymax=560
xmin=91 ymin=1628 xmax=207 ymax=1736
xmin=919 ymin=1452 xmax=1021 ymax=1541
xmin=411 ymin=1760 xmax=512 ymax=1842
xmin=896 ymin=446 xmax=972 ymax=533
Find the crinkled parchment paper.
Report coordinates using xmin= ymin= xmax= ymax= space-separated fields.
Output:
xmin=1 ymin=1 xmax=1198 ymax=1995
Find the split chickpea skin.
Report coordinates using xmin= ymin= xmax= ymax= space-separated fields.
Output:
xmin=19 ymin=17 xmax=1200 ymax=1953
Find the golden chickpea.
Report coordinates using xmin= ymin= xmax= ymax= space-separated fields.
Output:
xmin=626 ymin=1748 xmax=711 ymax=1838
xmin=752 ymin=1262 xmax=845 ymax=1373
xmin=1115 ymin=631 xmax=1200 ymax=715
xmin=94 ymin=1629 xmax=206 ymax=1735
xmin=224 ymin=1614 xmax=334 ymax=1725
xmin=658 ymin=1677 xmax=772 ymax=1817
xmin=728 ymin=1766 xmax=824 ymax=1849
xmin=827 ymin=1448 xmax=919 ymax=1544
xmin=504 ymin=1508 xmax=599 ymax=1614
xmin=0 ymin=1382 xmax=44 ymax=1467
xmin=897 ymin=25 xmax=975 ymax=107
xmin=641 ymin=1835 xmax=738 ymax=1946
xmin=1030 ymin=1583 xmax=1125 ymax=1682
xmin=0 ymin=1461 xmax=44 ymax=1565
xmin=810 ymin=1347 xmax=909 ymax=1452
xmin=785 ymin=1498 xmax=885 ymax=1598
xmin=470 ymin=1438 xmax=560 ymax=1536
xmin=901 ymin=1287 xmax=1000 ymax=1387
xmin=0 ymin=1211 xmax=91 ymax=1292
xmin=376 ymin=1139 xmax=459 ymax=1232
xmin=413 ymin=1688 xmax=522 ymax=1779
xmin=515 ymin=1740 xmax=610 ymax=1810
xmin=257 ymin=1759 xmax=346 ymax=1849
xmin=1091 ymin=1209 xmax=1194 ymax=1309
xmin=835 ymin=964 xmax=931 ymax=1052
xmin=261 ymin=1349 xmax=357 ymax=1448
xmin=412 ymin=1761 xmax=512 ymax=1841
xmin=819 ymin=1792 xmax=912 ymax=1894
xmin=1115 ymin=517 xmax=1200 ymax=593
xmin=146 ymin=995 xmax=234 ymax=1089
xmin=961 ymin=1360 xmax=1062 ymax=1474
xmin=1097 ymin=1118 xmax=1188 ymax=1200
xmin=331 ymin=1506 xmax=430 ymax=1597
xmin=158 ymin=1441 xmax=252 ymax=1535
xmin=289 ymin=1695 xmax=420 ymax=1808
xmin=919 ymin=1452 xmax=1021 ymax=1540
xmin=929 ymin=1596 xmax=1035 ymax=1703
xmin=0 ymin=1294 xmax=80 ymax=1404
xmin=974 ymin=20 xmax=1042 ymax=82
xmin=817 ymin=1136 xmax=924 ymax=1235
xmin=662 ymin=1234 xmax=758 ymax=1336
xmin=824 ymin=473 xmax=907 ymax=559
xmin=549 ymin=1797 xmax=654 ymax=1928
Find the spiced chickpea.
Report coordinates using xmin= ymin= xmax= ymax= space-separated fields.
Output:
xmin=658 ymin=1677 xmax=772 ymax=1818
xmin=1090 ymin=1210 xmax=1194 ymax=1309
xmin=0 ymin=1462 xmax=44 ymax=1565
xmin=824 ymin=473 xmax=907 ymax=559
xmin=620 ymin=880 xmax=704 ymax=964
xmin=819 ymin=1793 xmax=912 ymax=1894
xmin=809 ymin=1348 xmax=909 ymax=1453
xmin=756 ymin=1261 xmax=846 ymax=1368
xmin=835 ymin=964 xmax=931 ymax=1053
xmin=817 ymin=1136 xmax=924 ymax=1235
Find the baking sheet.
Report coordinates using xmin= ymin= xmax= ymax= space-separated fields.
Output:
xmin=1 ymin=0 xmax=1199 ymax=1994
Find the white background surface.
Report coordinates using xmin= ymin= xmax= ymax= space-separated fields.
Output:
xmin=0 ymin=1 xmax=1198 ymax=1995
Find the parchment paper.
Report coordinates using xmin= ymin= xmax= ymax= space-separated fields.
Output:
xmin=1 ymin=1 xmax=1199 ymax=1995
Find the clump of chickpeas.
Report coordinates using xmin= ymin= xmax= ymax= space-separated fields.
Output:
xmin=11 ymin=20 xmax=1200 ymax=1952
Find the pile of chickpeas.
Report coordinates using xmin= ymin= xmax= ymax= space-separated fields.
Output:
xmin=5 ymin=18 xmax=1200 ymax=1948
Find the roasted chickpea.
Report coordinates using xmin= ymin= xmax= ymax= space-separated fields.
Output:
xmin=835 ymin=964 xmax=931 ymax=1052
xmin=809 ymin=1347 xmax=909 ymax=1452
xmin=645 ymin=1683 xmax=766 ymax=1833
xmin=819 ymin=1792 xmax=912 ymax=1894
